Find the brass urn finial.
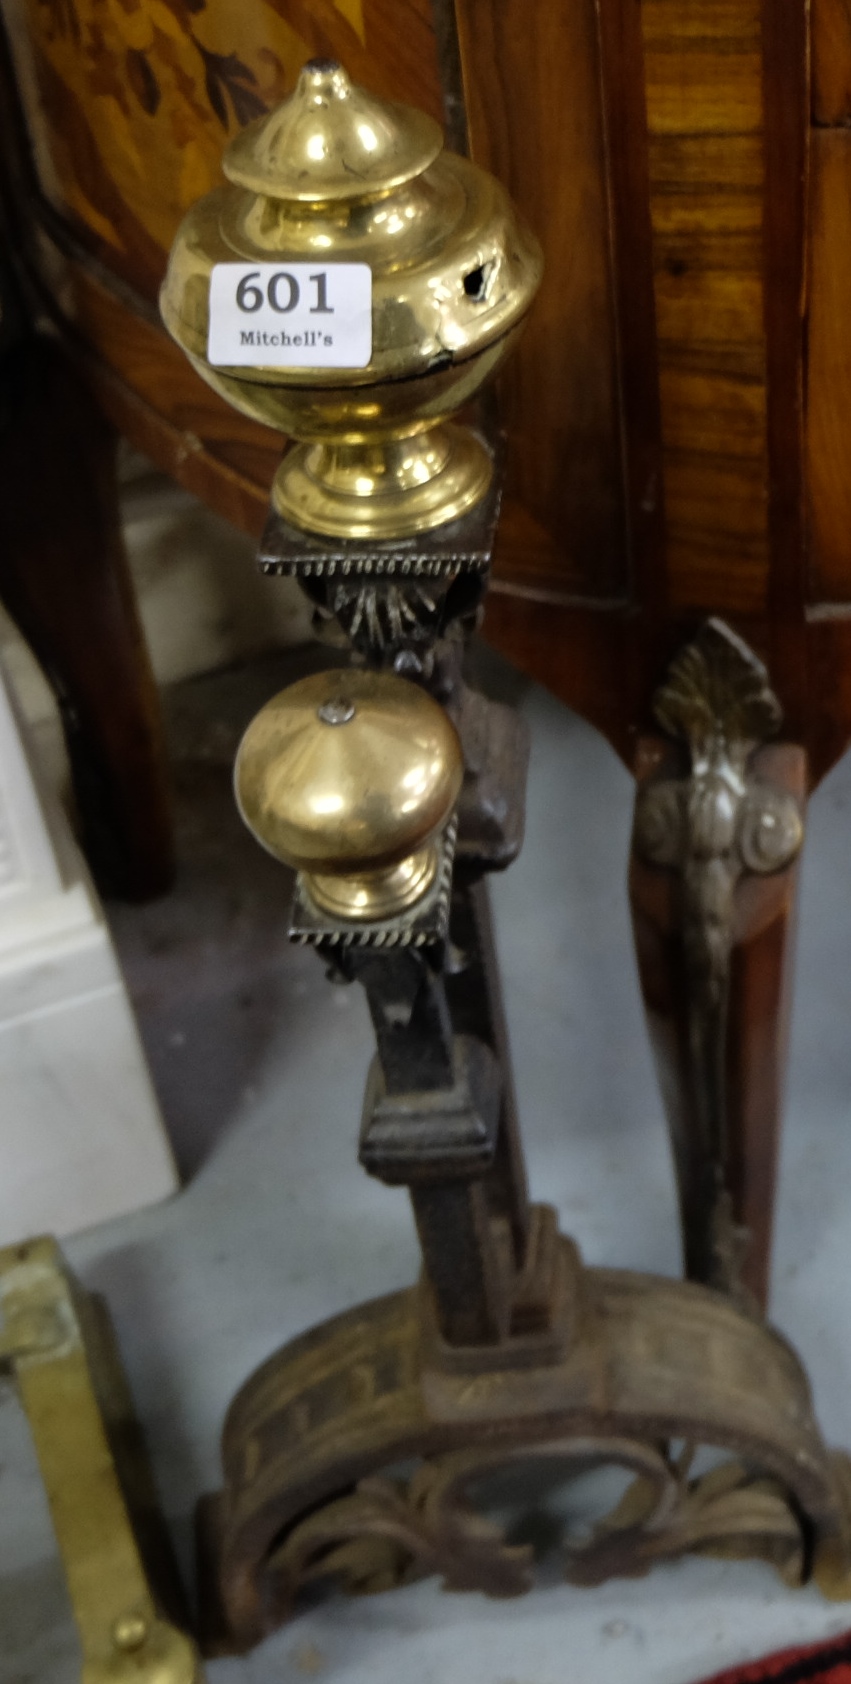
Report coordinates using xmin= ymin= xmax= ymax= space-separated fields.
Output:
xmin=234 ymin=668 xmax=463 ymax=920
xmin=161 ymin=60 xmax=541 ymax=540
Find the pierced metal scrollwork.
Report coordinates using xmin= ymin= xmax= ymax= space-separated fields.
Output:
xmin=269 ymin=1457 xmax=533 ymax=1606
xmin=269 ymin=1439 xmax=815 ymax=1613
xmin=633 ymin=619 xmax=804 ymax=1296
xmin=197 ymin=1263 xmax=851 ymax=1647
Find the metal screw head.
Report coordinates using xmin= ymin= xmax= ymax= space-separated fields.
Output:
xmin=112 ymin=1612 xmax=148 ymax=1652
xmin=317 ymin=697 xmax=356 ymax=726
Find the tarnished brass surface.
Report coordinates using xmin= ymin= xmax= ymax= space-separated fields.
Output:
xmin=0 ymin=1237 xmax=203 ymax=1684
xmin=255 ymin=431 xmax=505 ymax=583
xmin=160 ymin=60 xmax=541 ymax=537
xmin=234 ymin=667 xmax=463 ymax=919
xmin=274 ymin=427 xmax=495 ymax=542
xmin=197 ymin=1226 xmax=851 ymax=1649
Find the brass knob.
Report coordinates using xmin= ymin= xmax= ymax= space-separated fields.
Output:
xmin=235 ymin=669 xmax=463 ymax=920
xmin=161 ymin=59 xmax=541 ymax=541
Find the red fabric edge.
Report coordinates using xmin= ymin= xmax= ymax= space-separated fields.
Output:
xmin=695 ymin=1630 xmax=851 ymax=1684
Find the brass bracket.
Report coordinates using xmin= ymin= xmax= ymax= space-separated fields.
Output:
xmin=0 ymin=1236 xmax=204 ymax=1684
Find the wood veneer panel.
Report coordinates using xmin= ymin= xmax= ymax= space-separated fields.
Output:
xmin=806 ymin=130 xmax=851 ymax=604
xmin=761 ymin=0 xmax=808 ymax=728
xmin=482 ymin=590 xmax=629 ymax=763
xmin=88 ymin=359 xmax=271 ymax=538
xmin=65 ymin=260 xmax=281 ymax=529
xmin=641 ymin=0 xmax=771 ymax=616
xmin=454 ymin=0 xmax=626 ymax=604
xmin=596 ymin=0 xmax=666 ymax=659
xmin=3 ymin=0 xmax=443 ymax=299
xmin=812 ymin=0 xmax=851 ymax=122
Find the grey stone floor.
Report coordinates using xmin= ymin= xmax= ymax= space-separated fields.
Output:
xmin=4 ymin=643 xmax=851 ymax=1683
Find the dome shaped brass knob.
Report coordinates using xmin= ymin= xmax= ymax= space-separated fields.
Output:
xmin=234 ymin=669 xmax=463 ymax=920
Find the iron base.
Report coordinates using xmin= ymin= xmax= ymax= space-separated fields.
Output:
xmin=195 ymin=1216 xmax=851 ymax=1653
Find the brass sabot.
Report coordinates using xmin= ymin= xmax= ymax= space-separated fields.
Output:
xmin=234 ymin=669 xmax=463 ymax=919
xmin=160 ymin=60 xmax=541 ymax=538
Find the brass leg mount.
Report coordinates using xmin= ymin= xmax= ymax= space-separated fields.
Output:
xmin=0 ymin=1237 xmax=204 ymax=1684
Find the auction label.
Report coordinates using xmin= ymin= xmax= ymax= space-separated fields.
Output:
xmin=208 ymin=262 xmax=372 ymax=368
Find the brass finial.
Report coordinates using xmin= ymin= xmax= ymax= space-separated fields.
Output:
xmin=223 ymin=59 xmax=443 ymax=201
xmin=234 ymin=668 xmax=463 ymax=920
xmin=161 ymin=61 xmax=541 ymax=540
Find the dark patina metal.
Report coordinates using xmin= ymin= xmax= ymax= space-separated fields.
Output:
xmin=198 ymin=445 xmax=851 ymax=1654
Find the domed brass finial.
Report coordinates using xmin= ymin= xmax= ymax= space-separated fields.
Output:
xmin=160 ymin=62 xmax=541 ymax=540
xmin=234 ymin=669 xmax=463 ymax=920
xmin=223 ymin=59 xmax=443 ymax=201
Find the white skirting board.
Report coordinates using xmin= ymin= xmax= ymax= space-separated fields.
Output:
xmin=0 ymin=652 xmax=178 ymax=1244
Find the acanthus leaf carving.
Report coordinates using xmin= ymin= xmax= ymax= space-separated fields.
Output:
xmin=652 ymin=618 xmax=783 ymax=770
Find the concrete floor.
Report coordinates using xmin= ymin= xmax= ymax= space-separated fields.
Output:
xmin=4 ymin=641 xmax=851 ymax=1683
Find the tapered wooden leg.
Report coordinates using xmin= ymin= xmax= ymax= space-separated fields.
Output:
xmin=0 ymin=334 xmax=173 ymax=899
xmin=628 ymin=620 xmax=806 ymax=1311
xmin=630 ymin=735 xmax=805 ymax=1311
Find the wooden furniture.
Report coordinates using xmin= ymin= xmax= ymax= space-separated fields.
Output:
xmin=1 ymin=0 xmax=849 ymax=1304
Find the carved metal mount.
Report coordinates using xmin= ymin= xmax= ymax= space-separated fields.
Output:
xmin=633 ymin=620 xmax=804 ymax=1296
xmin=257 ymin=435 xmax=503 ymax=586
xmin=260 ymin=433 xmax=504 ymax=676
xmin=302 ymin=569 xmax=488 ymax=676
xmin=635 ymin=619 xmax=803 ymax=1001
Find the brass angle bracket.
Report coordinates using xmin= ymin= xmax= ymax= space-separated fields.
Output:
xmin=0 ymin=1235 xmax=204 ymax=1684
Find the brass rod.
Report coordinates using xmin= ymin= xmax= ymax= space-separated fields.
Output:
xmin=0 ymin=1235 xmax=202 ymax=1684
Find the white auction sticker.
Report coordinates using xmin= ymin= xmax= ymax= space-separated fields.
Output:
xmin=207 ymin=262 xmax=372 ymax=368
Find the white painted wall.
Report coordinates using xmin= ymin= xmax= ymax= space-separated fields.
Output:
xmin=0 ymin=650 xmax=179 ymax=1244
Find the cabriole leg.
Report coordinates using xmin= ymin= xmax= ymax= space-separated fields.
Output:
xmin=629 ymin=619 xmax=805 ymax=1308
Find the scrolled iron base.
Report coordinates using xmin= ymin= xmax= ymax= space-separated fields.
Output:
xmin=196 ymin=1216 xmax=851 ymax=1653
